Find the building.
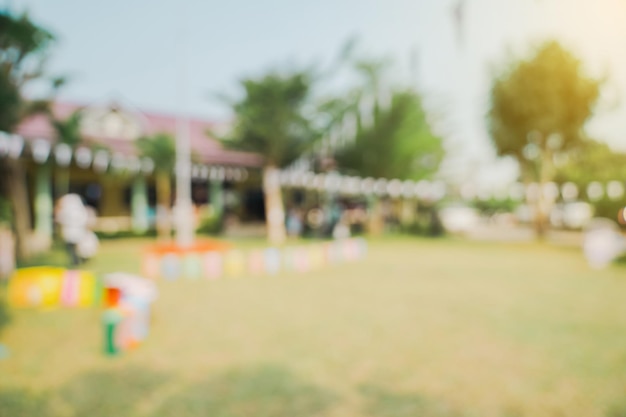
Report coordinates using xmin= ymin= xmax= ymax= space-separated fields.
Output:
xmin=3 ymin=100 xmax=265 ymax=248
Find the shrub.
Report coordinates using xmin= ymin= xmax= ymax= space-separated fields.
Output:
xmin=400 ymin=206 xmax=445 ymax=237
xmin=0 ymin=291 xmax=10 ymax=337
xmin=196 ymin=207 xmax=224 ymax=236
xmin=0 ymin=197 xmax=12 ymax=225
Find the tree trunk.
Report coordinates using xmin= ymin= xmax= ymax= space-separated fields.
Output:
xmin=263 ymin=166 xmax=286 ymax=245
xmin=34 ymin=162 xmax=53 ymax=249
xmin=532 ymin=150 xmax=555 ymax=239
xmin=131 ymin=175 xmax=149 ymax=234
xmin=367 ymin=196 xmax=384 ymax=235
xmin=4 ymin=158 xmax=33 ymax=260
xmin=400 ymin=198 xmax=417 ymax=229
xmin=55 ymin=167 xmax=69 ymax=199
xmin=155 ymin=172 xmax=172 ymax=240
xmin=0 ymin=226 xmax=15 ymax=279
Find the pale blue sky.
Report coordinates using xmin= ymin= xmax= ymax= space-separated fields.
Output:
xmin=8 ymin=0 xmax=626 ymax=185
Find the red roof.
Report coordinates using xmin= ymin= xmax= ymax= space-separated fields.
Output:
xmin=15 ymin=102 xmax=263 ymax=168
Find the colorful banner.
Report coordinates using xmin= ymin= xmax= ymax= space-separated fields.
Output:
xmin=264 ymin=248 xmax=281 ymax=275
xmin=183 ymin=254 xmax=203 ymax=279
xmin=248 ymin=250 xmax=265 ymax=276
xmin=142 ymin=238 xmax=368 ymax=281
xmin=161 ymin=254 xmax=181 ymax=280
xmin=8 ymin=267 xmax=100 ymax=309
xmin=224 ymin=250 xmax=246 ymax=278
xmin=141 ymin=253 xmax=160 ymax=279
xmin=203 ymin=251 xmax=223 ymax=279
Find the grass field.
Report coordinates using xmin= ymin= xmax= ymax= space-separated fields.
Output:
xmin=1 ymin=236 xmax=626 ymax=417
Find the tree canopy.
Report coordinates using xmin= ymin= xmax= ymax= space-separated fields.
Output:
xmin=555 ymin=140 xmax=626 ymax=186
xmin=487 ymin=40 xmax=603 ymax=237
xmin=135 ymin=133 xmax=176 ymax=173
xmin=220 ymin=71 xmax=320 ymax=168
xmin=324 ymin=55 xmax=444 ymax=180
xmin=487 ymin=41 xmax=602 ymax=182
xmin=51 ymin=110 xmax=82 ymax=146
xmin=0 ymin=11 xmax=55 ymax=132
xmin=334 ymin=89 xmax=444 ymax=180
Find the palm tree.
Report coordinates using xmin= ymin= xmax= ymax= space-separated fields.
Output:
xmin=218 ymin=70 xmax=322 ymax=244
xmin=135 ymin=133 xmax=176 ymax=239
xmin=329 ymin=58 xmax=445 ymax=233
xmin=50 ymin=110 xmax=83 ymax=197
xmin=335 ymin=89 xmax=444 ymax=180
xmin=0 ymin=11 xmax=57 ymax=260
xmin=330 ymin=56 xmax=444 ymax=179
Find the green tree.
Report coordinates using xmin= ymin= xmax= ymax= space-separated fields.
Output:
xmin=0 ymin=11 xmax=56 ymax=259
xmin=335 ymin=89 xmax=444 ymax=180
xmin=135 ymin=133 xmax=176 ymax=239
xmin=218 ymin=70 xmax=321 ymax=244
xmin=555 ymin=139 xmax=626 ymax=185
xmin=555 ymin=139 xmax=626 ymax=222
xmin=487 ymin=41 xmax=601 ymax=236
xmin=326 ymin=57 xmax=444 ymax=234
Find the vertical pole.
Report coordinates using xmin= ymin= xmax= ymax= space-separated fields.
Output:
xmin=174 ymin=0 xmax=194 ymax=247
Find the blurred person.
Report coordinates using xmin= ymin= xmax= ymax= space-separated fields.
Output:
xmin=286 ymin=207 xmax=303 ymax=238
xmin=332 ymin=213 xmax=351 ymax=239
xmin=306 ymin=207 xmax=325 ymax=238
xmin=325 ymin=200 xmax=343 ymax=238
xmin=55 ymin=194 xmax=89 ymax=267
xmin=77 ymin=205 xmax=99 ymax=263
xmin=350 ymin=204 xmax=368 ymax=235
xmin=382 ymin=199 xmax=394 ymax=231
xmin=583 ymin=219 xmax=625 ymax=269
xmin=76 ymin=229 xmax=99 ymax=263
xmin=85 ymin=205 xmax=98 ymax=229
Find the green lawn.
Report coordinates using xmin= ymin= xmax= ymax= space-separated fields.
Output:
xmin=1 ymin=237 xmax=626 ymax=417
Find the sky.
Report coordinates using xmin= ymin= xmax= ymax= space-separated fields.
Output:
xmin=7 ymin=0 xmax=626 ymax=186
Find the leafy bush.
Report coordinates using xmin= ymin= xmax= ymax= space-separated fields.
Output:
xmin=94 ymin=230 xmax=157 ymax=240
xmin=613 ymin=253 xmax=626 ymax=266
xmin=0 ymin=291 xmax=10 ymax=337
xmin=196 ymin=208 xmax=224 ymax=236
xmin=400 ymin=206 xmax=445 ymax=237
xmin=472 ymin=198 xmax=518 ymax=216
xmin=592 ymin=197 xmax=625 ymax=225
xmin=0 ymin=196 xmax=12 ymax=226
